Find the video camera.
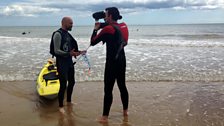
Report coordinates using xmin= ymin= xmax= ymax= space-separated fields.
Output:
xmin=92 ymin=11 xmax=108 ymax=28
xmin=92 ymin=11 xmax=105 ymax=21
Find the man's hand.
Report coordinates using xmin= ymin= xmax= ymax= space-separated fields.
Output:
xmin=79 ymin=50 xmax=87 ymax=55
xmin=70 ymin=49 xmax=80 ymax=58
xmin=94 ymin=22 xmax=101 ymax=31
xmin=70 ymin=49 xmax=87 ymax=58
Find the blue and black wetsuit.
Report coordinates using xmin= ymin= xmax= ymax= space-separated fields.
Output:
xmin=53 ymin=28 xmax=78 ymax=107
xmin=90 ymin=22 xmax=129 ymax=116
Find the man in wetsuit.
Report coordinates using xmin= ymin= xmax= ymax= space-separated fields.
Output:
xmin=52 ymin=17 xmax=86 ymax=114
xmin=90 ymin=7 xmax=129 ymax=123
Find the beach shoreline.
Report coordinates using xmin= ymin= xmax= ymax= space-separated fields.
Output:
xmin=1 ymin=81 xmax=224 ymax=126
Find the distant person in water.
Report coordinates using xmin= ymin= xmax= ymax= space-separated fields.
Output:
xmin=22 ymin=31 xmax=30 ymax=35
xmin=51 ymin=16 xmax=86 ymax=114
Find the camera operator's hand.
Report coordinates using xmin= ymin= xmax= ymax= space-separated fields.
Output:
xmin=94 ymin=22 xmax=101 ymax=31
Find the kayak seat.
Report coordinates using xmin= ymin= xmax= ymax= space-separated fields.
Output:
xmin=48 ymin=65 xmax=56 ymax=71
xmin=43 ymin=72 xmax=58 ymax=86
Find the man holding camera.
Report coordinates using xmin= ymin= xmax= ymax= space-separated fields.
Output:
xmin=90 ymin=7 xmax=129 ymax=123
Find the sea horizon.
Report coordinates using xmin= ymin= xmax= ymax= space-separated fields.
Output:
xmin=0 ymin=22 xmax=224 ymax=27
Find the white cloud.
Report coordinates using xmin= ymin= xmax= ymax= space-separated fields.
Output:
xmin=184 ymin=0 xmax=224 ymax=9
xmin=0 ymin=0 xmax=223 ymax=17
xmin=0 ymin=3 xmax=60 ymax=17
xmin=172 ymin=6 xmax=186 ymax=10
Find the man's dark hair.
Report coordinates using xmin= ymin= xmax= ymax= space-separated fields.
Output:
xmin=105 ymin=7 xmax=122 ymax=21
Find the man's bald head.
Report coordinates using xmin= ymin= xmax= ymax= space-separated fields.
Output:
xmin=61 ymin=16 xmax=73 ymax=31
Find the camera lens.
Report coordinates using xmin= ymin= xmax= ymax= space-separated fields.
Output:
xmin=92 ymin=11 xmax=105 ymax=20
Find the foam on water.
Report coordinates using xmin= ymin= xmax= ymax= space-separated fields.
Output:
xmin=131 ymin=38 xmax=224 ymax=47
xmin=1 ymin=24 xmax=224 ymax=82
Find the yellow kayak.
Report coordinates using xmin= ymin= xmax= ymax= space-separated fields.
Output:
xmin=36 ymin=59 xmax=60 ymax=99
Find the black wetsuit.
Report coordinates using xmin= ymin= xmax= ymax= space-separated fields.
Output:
xmin=90 ymin=22 xmax=129 ymax=116
xmin=53 ymin=28 xmax=78 ymax=107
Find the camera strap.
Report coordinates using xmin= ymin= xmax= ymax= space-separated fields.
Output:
xmin=111 ymin=25 xmax=127 ymax=60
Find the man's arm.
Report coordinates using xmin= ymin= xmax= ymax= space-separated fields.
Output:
xmin=53 ymin=32 xmax=70 ymax=57
xmin=90 ymin=26 xmax=115 ymax=46
xmin=90 ymin=29 xmax=102 ymax=46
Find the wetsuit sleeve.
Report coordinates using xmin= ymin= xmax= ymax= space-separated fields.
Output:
xmin=90 ymin=30 xmax=101 ymax=46
xmin=53 ymin=32 xmax=70 ymax=57
xmin=90 ymin=26 xmax=115 ymax=46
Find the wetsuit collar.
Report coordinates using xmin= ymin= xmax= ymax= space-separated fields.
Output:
xmin=110 ymin=22 xmax=118 ymax=25
xmin=60 ymin=28 xmax=68 ymax=32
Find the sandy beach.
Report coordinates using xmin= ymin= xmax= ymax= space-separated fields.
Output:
xmin=1 ymin=81 xmax=224 ymax=126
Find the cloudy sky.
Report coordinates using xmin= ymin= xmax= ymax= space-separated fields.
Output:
xmin=0 ymin=0 xmax=224 ymax=26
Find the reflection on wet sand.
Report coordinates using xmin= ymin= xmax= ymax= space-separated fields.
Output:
xmin=58 ymin=105 xmax=76 ymax=126
xmin=1 ymin=81 xmax=224 ymax=126
xmin=99 ymin=116 xmax=131 ymax=126
xmin=36 ymin=95 xmax=77 ymax=126
xmin=184 ymin=84 xmax=224 ymax=125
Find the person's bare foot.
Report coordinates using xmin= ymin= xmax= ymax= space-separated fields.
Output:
xmin=123 ymin=109 xmax=128 ymax=116
xmin=97 ymin=116 xmax=108 ymax=123
xmin=67 ymin=102 xmax=76 ymax=106
xmin=59 ymin=107 xmax=65 ymax=114
xmin=123 ymin=116 xmax=129 ymax=122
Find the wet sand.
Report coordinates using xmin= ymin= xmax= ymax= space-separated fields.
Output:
xmin=0 ymin=81 xmax=224 ymax=126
